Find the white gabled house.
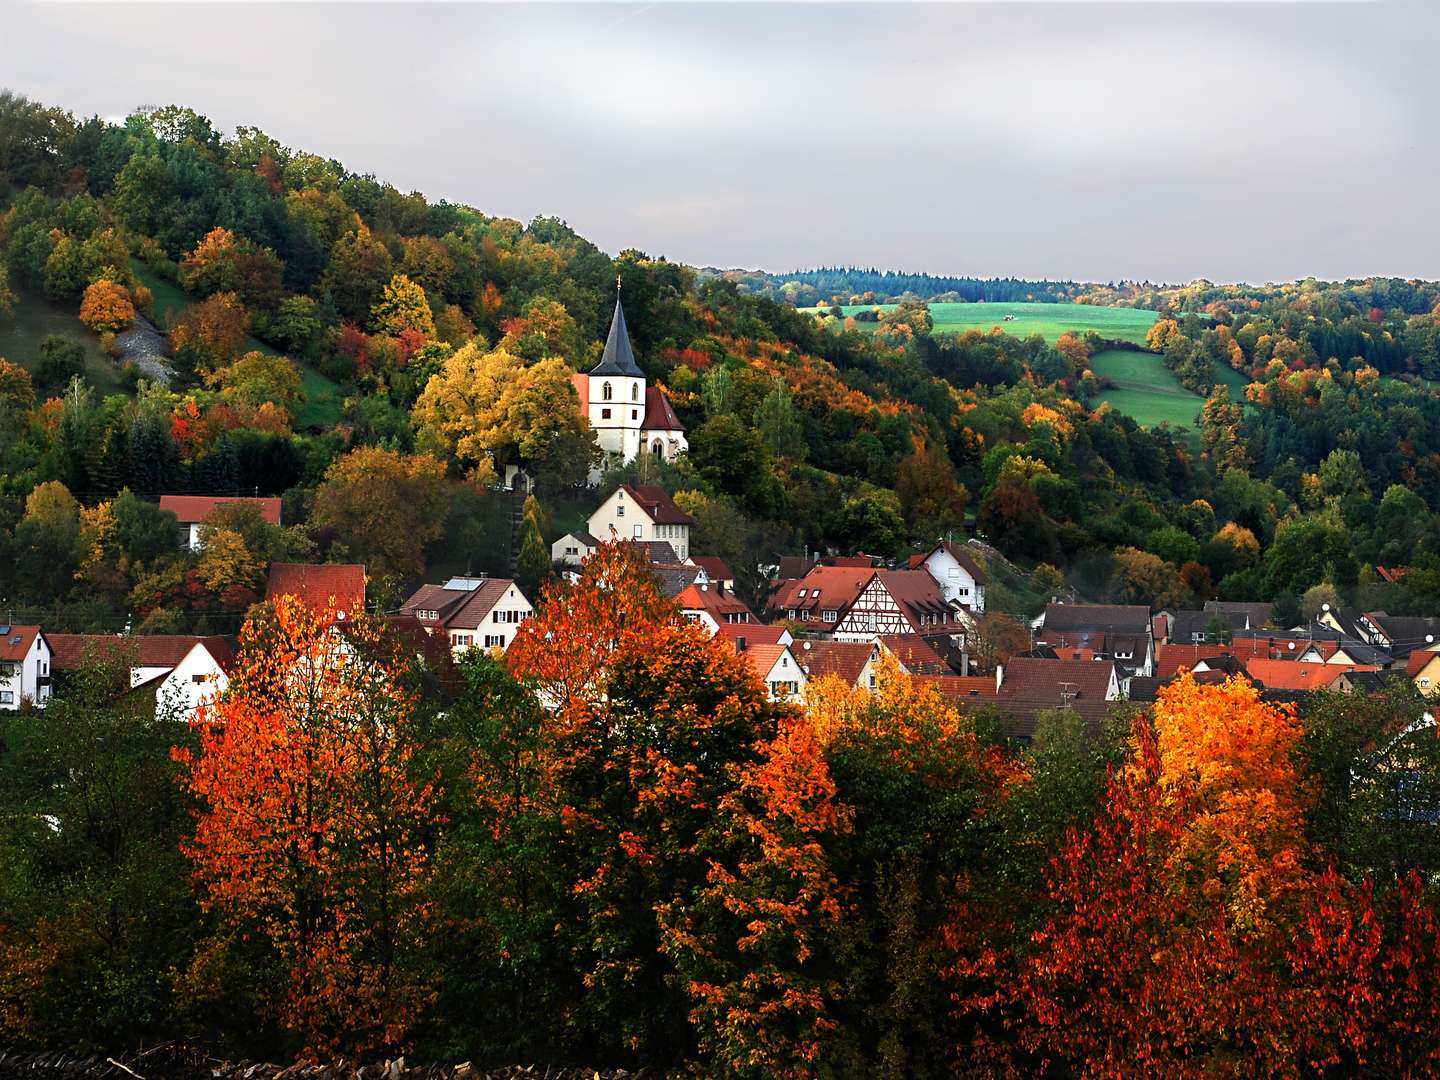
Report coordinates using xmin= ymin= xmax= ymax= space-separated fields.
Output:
xmin=732 ymin=641 xmax=807 ymax=703
xmin=586 ymin=484 xmax=693 ymax=562
xmin=0 ymin=625 xmax=52 ymax=711
xmin=918 ymin=541 xmax=988 ymax=612
xmin=143 ymin=640 xmax=236 ymax=721
xmin=552 ymin=530 xmax=600 ymax=569
xmin=400 ymin=576 xmax=534 ymax=657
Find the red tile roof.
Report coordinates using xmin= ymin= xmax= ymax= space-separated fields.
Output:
xmin=733 ymin=642 xmax=788 ymax=684
xmin=47 ymin=634 xmax=231 ymax=672
xmin=0 ymin=625 xmax=43 ymax=662
xmin=772 ymin=566 xmax=875 ymax=619
xmin=641 ymin=386 xmax=684 ymax=432
xmin=794 ymin=639 xmax=874 ymax=685
xmin=1407 ymin=651 xmax=1440 ymax=678
xmin=691 ymin=556 xmax=734 ymax=582
xmin=912 ymin=674 xmax=997 ymax=699
xmin=1244 ymin=659 xmax=1370 ymax=691
xmin=159 ymin=494 xmax=281 ymax=526
xmin=1000 ymin=656 xmax=1117 ymax=704
xmin=675 ymin=583 xmax=756 ymax=622
xmin=1155 ymin=641 xmax=1275 ymax=679
xmin=266 ymin=563 xmax=366 ymax=614
xmin=716 ymin=623 xmax=788 ymax=648
xmin=622 ymin=484 xmax=692 ymax=526
xmin=879 ymin=633 xmax=949 ymax=673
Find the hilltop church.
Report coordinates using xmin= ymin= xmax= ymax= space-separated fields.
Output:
xmin=571 ymin=292 xmax=687 ymax=483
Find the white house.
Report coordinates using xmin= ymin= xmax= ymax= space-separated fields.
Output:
xmin=552 ymin=530 xmax=600 ymax=569
xmin=0 ymin=625 xmax=52 ymax=710
xmin=158 ymin=495 xmax=282 ymax=551
xmin=918 ymin=541 xmax=988 ymax=612
xmin=570 ymin=292 xmax=687 ymax=483
xmin=733 ymin=641 xmax=807 ymax=703
xmin=586 ymin=483 xmax=693 ymax=562
xmin=400 ymin=576 xmax=534 ymax=656
xmin=144 ymin=639 xmax=235 ymax=721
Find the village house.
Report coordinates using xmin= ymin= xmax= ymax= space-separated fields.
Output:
xmin=400 ymin=576 xmax=534 ymax=656
xmin=690 ymin=557 xmax=735 ymax=592
xmin=728 ymin=639 xmax=807 ymax=703
xmin=586 ymin=484 xmax=693 ymax=561
xmin=792 ymin=638 xmax=879 ymax=690
xmin=716 ymin=622 xmax=793 ymax=650
xmin=674 ymin=581 xmax=757 ymax=635
xmin=572 ymin=292 xmax=687 ymax=482
xmin=1035 ymin=603 xmax=1155 ymax=676
xmin=159 ymin=494 xmax=282 ymax=552
xmin=46 ymin=633 xmax=233 ymax=721
xmin=994 ymin=656 xmax=1122 ymax=740
xmin=1406 ymin=651 xmax=1440 ymax=696
xmin=0 ymin=625 xmax=52 ymax=711
xmin=832 ymin=570 xmax=964 ymax=642
xmin=552 ymin=529 xmax=599 ymax=569
xmin=914 ymin=540 xmax=988 ymax=612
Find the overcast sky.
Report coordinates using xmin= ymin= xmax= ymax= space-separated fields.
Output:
xmin=4 ymin=0 xmax=1436 ymax=283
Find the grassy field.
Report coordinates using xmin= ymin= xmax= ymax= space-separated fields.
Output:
xmin=0 ymin=290 xmax=126 ymax=397
xmin=131 ymin=258 xmax=343 ymax=429
xmin=805 ymin=301 xmax=1159 ymax=345
xmin=1090 ymin=350 xmax=1204 ymax=430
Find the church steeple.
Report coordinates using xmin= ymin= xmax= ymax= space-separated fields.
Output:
xmin=590 ymin=288 xmax=644 ymax=378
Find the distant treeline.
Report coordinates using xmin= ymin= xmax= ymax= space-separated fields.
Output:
xmin=726 ymin=266 xmax=1080 ymax=305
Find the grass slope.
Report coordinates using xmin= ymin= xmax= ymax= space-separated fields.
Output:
xmin=0 ymin=289 xmax=124 ymax=396
xmin=805 ymin=302 xmax=1158 ymax=345
xmin=1090 ymin=349 xmax=1204 ymax=431
xmin=131 ymin=259 xmax=343 ymax=429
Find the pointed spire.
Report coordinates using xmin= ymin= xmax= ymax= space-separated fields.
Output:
xmin=590 ymin=287 xmax=643 ymax=377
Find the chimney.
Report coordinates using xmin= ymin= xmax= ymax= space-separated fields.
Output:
xmin=995 ymin=664 xmax=1004 ymax=694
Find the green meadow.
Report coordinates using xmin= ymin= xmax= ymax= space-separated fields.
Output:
xmin=0 ymin=290 xmax=125 ymax=396
xmin=1090 ymin=349 xmax=1203 ymax=430
xmin=807 ymin=301 xmax=1159 ymax=345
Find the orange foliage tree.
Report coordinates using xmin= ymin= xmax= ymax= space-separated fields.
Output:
xmin=78 ymin=278 xmax=135 ymax=333
xmin=1005 ymin=675 xmax=1313 ymax=1075
xmin=176 ymin=595 xmax=441 ymax=1053
xmin=506 ymin=541 xmax=781 ymax=1063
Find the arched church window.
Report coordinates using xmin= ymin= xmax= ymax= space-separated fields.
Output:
xmin=651 ymin=440 xmax=663 ymax=456
xmin=603 ymin=382 xmax=613 ymax=401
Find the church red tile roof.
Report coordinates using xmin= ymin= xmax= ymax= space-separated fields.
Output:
xmin=642 ymin=386 xmax=684 ymax=432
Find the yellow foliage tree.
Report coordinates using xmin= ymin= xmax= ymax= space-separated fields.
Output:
xmin=369 ymin=273 xmax=435 ymax=339
xmin=411 ymin=342 xmax=593 ymax=484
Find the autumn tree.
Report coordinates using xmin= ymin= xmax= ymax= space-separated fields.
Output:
xmin=310 ymin=447 xmax=448 ymax=583
xmin=170 ymin=292 xmax=250 ymax=374
xmin=78 ymin=278 xmax=135 ymax=333
xmin=506 ymin=542 xmax=781 ymax=1063
xmin=412 ymin=342 xmax=597 ymax=488
xmin=370 ymin=273 xmax=435 ymax=339
xmin=177 ymin=597 xmax=442 ymax=1053
xmin=895 ymin=435 xmax=968 ymax=539
xmin=322 ymin=226 xmax=393 ymax=322
xmin=1012 ymin=676 xmax=1313 ymax=1075
xmin=203 ymin=349 xmax=303 ymax=424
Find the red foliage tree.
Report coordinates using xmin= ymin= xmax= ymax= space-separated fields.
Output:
xmin=176 ymin=596 xmax=441 ymax=1053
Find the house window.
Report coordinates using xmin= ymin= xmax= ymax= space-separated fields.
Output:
xmin=192 ymin=674 xmax=207 ymax=684
xmin=617 ymin=504 xmax=625 ymax=517
xmin=788 ymin=609 xmax=797 ymax=620
xmin=603 ymin=382 xmax=613 ymax=401
xmin=632 ymin=383 xmax=639 ymax=401
xmin=484 ymin=635 xmax=504 ymax=648
xmin=823 ymin=610 xmax=837 ymax=622
xmin=1423 ymin=677 xmax=1432 ymax=690
xmin=0 ymin=691 xmax=12 ymax=704
xmin=633 ymin=524 xmax=643 ymax=538
xmin=601 ymin=408 xmax=612 ymax=419
xmin=631 ymin=410 xmax=639 ymax=421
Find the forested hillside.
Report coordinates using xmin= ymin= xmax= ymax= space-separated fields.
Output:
xmin=4 ymin=90 xmax=1440 ymax=632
